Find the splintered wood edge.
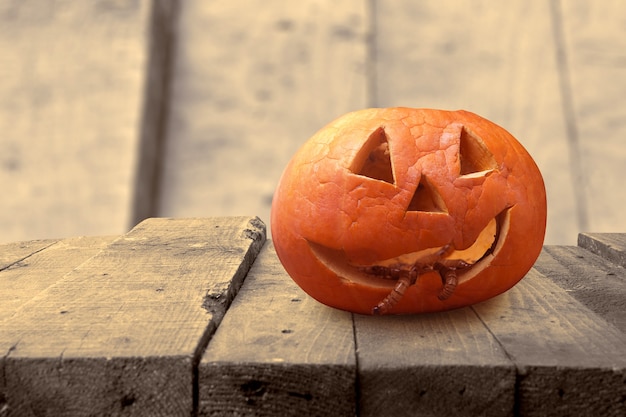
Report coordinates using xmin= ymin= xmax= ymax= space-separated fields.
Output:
xmin=194 ymin=216 xmax=267 ymax=358
xmin=198 ymin=241 xmax=356 ymax=416
xmin=0 ymin=217 xmax=266 ymax=416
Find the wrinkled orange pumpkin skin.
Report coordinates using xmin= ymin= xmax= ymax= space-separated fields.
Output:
xmin=271 ymin=108 xmax=547 ymax=315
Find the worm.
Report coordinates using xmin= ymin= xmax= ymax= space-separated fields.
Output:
xmin=362 ymin=257 xmax=468 ymax=313
xmin=437 ymin=268 xmax=458 ymax=300
xmin=372 ymin=268 xmax=418 ymax=315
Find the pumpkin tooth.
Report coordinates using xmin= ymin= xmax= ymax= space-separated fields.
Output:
xmin=441 ymin=217 xmax=497 ymax=266
xmin=368 ymin=217 xmax=496 ymax=269
xmin=373 ymin=245 xmax=449 ymax=268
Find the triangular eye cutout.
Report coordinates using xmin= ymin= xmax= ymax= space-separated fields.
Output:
xmin=349 ymin=127 xmax=394 ymax=184
xmin=407 ymin=176 xmax=448 ymax=213
xmin=459 ymin=127 xmax=498 ymax=175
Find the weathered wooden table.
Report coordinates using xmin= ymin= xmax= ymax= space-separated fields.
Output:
xmin=1 ymin=217 xmax=625 ymax=416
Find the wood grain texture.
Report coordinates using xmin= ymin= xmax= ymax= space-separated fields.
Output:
xmin=373 ymin=0 xmax=576 ymax=244
xmin=355 ymin=308 xmax=515 ymax=417
xmin=535 ymin=245 xmax=626 ymax=333
xmin=0 ymin=235 xmax=115 ymax=322
xmin=158 ymin=0 xmax=369 ymax=228
xmin=577 ymin=233 xmax=626 ymax=269
xmin=0 ymin=217 xmax=265 ymax=417
xmin=558 ymin=0 xmax=626 ymax=235
xmin=199 ymin=241 xmax=356 ymax=416
xmin=473 ymin=269 xmax=626 ymax=417
xmin=0 ymin=1 xmax=163 ymax=243
xmin=0 ymin=239 xmax=57 ymax=270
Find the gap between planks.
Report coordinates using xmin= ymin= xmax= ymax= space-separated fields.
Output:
xmin=2 ymin=228 xmax=625 ymax=416
xmin=198 ymin=241 xmax=357 ymax=416
xmin=198 ymin=238 xmax=626 ymax=416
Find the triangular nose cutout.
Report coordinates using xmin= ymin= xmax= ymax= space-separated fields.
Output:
xmin=407 ymin=176 xmax=448 ymax=213
xmin=350 ymin=127 xmax=394 ymax=184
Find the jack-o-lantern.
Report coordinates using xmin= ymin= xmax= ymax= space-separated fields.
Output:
xmin=271 ymin=108 xmax=547 ymax=315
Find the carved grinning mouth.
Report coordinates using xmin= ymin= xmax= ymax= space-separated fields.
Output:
xmin=306 ymin=207 xmax=511 ymax=289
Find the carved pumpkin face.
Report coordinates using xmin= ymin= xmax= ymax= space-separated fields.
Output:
xmin=271 ymin=108 xmax=547 ymax=314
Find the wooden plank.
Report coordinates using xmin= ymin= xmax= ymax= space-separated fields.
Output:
xmin=473 ymin=269 xmax=626 ymax=416
xmin=0 ymin=235 xmax=116 ymax=321
xmin=0 ymin=1 xmax=172 ymax=243
xmin=198 ymin=241 xmax=356 ymax=416
xmin=577 ymin=233 xmax=626 ymax=269
xmin=355 ymin=309 xmax=515 ymax=417
xmin=158 ymin=0 xmax=369 ymax=228
xmin=0 ymin=239 xmax=57 ymax=270
xmin=0 ymin=217 xmax=265 ymax=416
xmin=534 ymin=246 xmax=626 ymax=334
xmin=373 ymin=0 xmax=576 ymax=244
xmin=559 ymin=0 xmax=626 ymax=235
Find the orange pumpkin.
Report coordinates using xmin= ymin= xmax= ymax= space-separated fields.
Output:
xmin=271 ymin=108 xmax=547 ymax=315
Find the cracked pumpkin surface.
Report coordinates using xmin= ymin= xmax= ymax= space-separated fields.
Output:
xmin=271 ymin=107 xmax=547 ymax=314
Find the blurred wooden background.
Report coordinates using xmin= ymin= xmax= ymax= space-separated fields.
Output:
xmin=1 ymin=0 xmax=624 ymax=245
